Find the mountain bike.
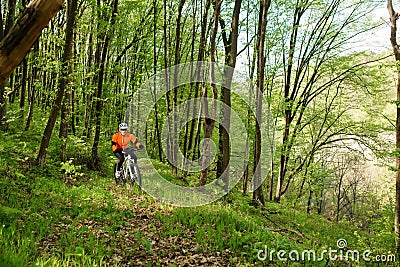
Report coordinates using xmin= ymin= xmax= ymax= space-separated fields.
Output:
xmin=116 ymin=147 xmax=142 ymax=188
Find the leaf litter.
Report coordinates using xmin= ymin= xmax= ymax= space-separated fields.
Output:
xmin=36 ymin=186 xmax=232 ymax=266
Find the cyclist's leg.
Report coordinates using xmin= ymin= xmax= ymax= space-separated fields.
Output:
xmin=113 ymin=150 xmax=124 ymax=185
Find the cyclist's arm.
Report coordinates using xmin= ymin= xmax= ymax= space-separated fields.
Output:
xmin=111 ymin=134 xmax=120 ymax=152
xmin=129 ymin=134 xmax=142 ymax=149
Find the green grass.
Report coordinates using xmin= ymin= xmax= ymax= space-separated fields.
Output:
xmin=0 ymin=112 xmax=397 ymax=266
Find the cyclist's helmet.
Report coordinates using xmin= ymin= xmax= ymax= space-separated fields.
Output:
xmin=119 ymin=123 xmax=128 ymax=130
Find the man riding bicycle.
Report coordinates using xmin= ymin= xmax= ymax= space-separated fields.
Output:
xmin=112 ymin=123 xmax=143 ymax=185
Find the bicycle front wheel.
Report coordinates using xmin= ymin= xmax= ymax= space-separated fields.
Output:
xmin=128 ymin=163 xmax=141 ymax=188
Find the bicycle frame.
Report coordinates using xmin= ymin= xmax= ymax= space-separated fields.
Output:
xmin=120 ymin=148 xmax=141 ymax=187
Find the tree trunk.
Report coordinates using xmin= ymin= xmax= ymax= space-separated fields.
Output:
xmin=83 ymin=30 xmax=94 ymax=139
xmin=36 ymin=0 xmax=77 ymax=166
xmin=275 ymin=3 xmax=303 ymax=202
xmin=218 ymin=0 xmax=242 ymax=192
xmin=199 ymin=0 xmax=221 ymax=186
xmin=0 ymin=0 xmax=64 ymax=83
xmin=171 ymin=0 xmax=186 ymax=176
xmin=163 ymin=0 xmax=173 ymax=169
xmin=188 ymin=0 xmax=210 ymax=164
xmin=24 ymin=42 xmax=39 ymax=131
xmin=0 ymin=0 xmax=17 ymax=131
xmin=387 ymin=0 xmax=400 ymax=254
xmin=153 ymin=0 xmax=162 ymax=162
xmin=19 ymin=58 xmax=28 ymax=121
xmin=252 ymin=0 xmax=272 ymax=207
xmin=307 ymin=189 xmax=312 ymax=214
xmin=91 ymin=0 xmax=119 ymax=167
xmin=182 ymin=3 xmax=198 ymax=169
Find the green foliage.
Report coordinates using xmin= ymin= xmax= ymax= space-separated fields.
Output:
xmin=0 ymin=206 xmax=22 ymax=225
xmin=60 ymin=159 xmax=85 ymax=178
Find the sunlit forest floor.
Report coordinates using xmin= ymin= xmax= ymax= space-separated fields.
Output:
xmin=0 ymin=115 xmax=397 ymax=266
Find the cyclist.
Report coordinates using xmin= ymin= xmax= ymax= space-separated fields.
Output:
xmin=112 ymin=123 xmax=143 ymax=185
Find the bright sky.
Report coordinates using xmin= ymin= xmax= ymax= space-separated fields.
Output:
xmin=366 ymin=7 xmax=392 ymax=52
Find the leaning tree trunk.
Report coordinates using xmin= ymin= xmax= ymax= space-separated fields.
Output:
xmin=36 ymin=0 xmax=77 ymax=166
xmin=388 ymin=0 xmax=400 ymax=254
xmin=0 ymin=0 xmax=63 ymax=83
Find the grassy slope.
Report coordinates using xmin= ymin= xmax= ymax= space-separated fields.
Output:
xmin=0 ymin=116 xmax=396 ymax=266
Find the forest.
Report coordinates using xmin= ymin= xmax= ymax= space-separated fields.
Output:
xmin=0 ymin=0 xmax=399 ymax=266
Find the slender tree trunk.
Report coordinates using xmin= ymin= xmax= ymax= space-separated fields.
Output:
xmin=91 ymin=0 xmax=119 ymax=167
xmin=0 ymin=0 xmax=17 ymax=131
xmin=336 ymin=173 xmax=343 ymax=222
xmin=59 ymin=1 xmax=78 ymax=162
xmin=19 ymin=58 xmax=28 ymax=121
xmin=218 ymin=0 xmax=242 ymax=192
xmin=188 ymin=0 xmax=210 ymax=164
xmin=59 ymin=59 xmax=74 ymax=162
xmin=252 ymin=0 xmax=271 ymax=206
xmin=24 ymin=43 xmax=38 ymax=131
xmin=5 ymin=0 xmax=16 ymax=34
xmin=182 ymin=2 xmax=197 ymax=169
xmin=163 ymin=0 xmax=174 ymax=169
xmin=0 ymin=0 xmax=14 ymax=131
xmin=59 ymin=80 xmax=71 ymax=162
xmin=36 ymin=0 xmax=77 ymax=166
xmin=318 ymin=189 xmax=324 ymax=215
xmin=83 ymin=30 xmax=94 ymax=139
xmin=0 ymin=0 xmax=4 ymax=131
xmin=199 ymin=0 xmax=221 ymax=186
xmin=153 ymin=0 xmax=162 ymax=162
xmin=171 ymin=0 xmax=185 ymax=176
xmin=388 ymin=0 xmax=400 ymax=253
xmin=275 ymin=3 xmax=302 ymax=202
xmin=307 ymin=189 xmax=312 ymax=214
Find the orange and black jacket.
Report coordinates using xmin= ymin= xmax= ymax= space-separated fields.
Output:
xmin=111 ymin=132 xmax=141 ymax=152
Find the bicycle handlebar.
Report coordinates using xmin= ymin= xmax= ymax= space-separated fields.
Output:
xmin=122 ymin=147 xmax=142 ymax=153
xmin=122 ymin=147 xmax=143 ymax=159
